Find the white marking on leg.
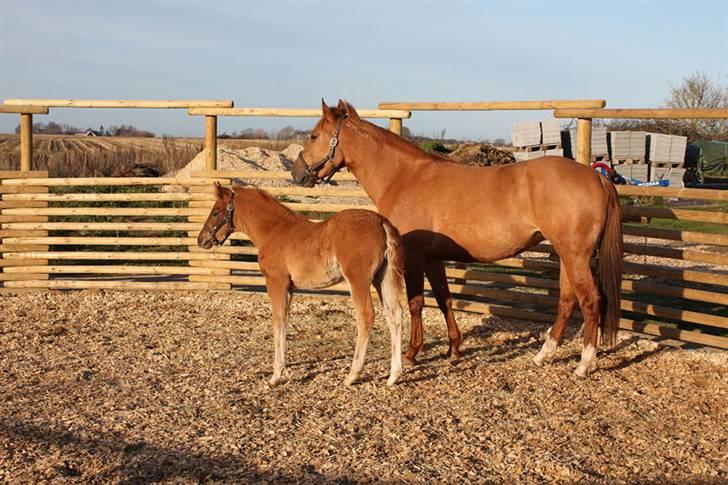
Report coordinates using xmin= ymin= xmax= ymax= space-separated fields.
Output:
xmin=533 ymin=337 xmax=558 ymax=367
xmin=386 ymin=301 xmax=403 ymax=386
xmin=574 ymin=344 xmax=597 ymax=378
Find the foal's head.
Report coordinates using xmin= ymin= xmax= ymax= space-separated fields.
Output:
xmin=291 ymin=99 xmax=359 ymax=187
xmin=197 ymin=182 xmax=236 ymax=249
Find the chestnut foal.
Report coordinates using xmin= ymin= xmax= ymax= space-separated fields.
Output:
xmin=197 ymin=182 xmax=404 ymax=387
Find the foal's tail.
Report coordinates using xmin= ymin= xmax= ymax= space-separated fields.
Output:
xmin=379 ymin=218 xmax=404 ymax=296
xmin=597 ymin=178 xmax=624 ymax=347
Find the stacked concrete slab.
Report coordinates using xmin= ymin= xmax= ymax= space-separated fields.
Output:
xmin=608 ymin=131 xmax=647 ymax=162
xmin=562 ymin=127 xmax=608 ymax=160
xmin=511 ymin=121 xmax=542 ymax=147
xmin=512 ymin=119 xmax=563 ymax=162
xmin=647 ymin=133 xmax=687 ymax=164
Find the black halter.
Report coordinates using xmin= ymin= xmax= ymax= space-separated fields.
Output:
xmin=208 ymin=192 xmax=235 ymax=246
xmin=296 ymin=114 xmax=348 ymax=183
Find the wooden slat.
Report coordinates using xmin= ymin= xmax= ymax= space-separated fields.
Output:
xmin=623 ymin=262 xmax=728 ymax=287
xmin=3 ymin=251 xmax=228 ymax=261
xmin=3 ymin=265 xmax=227 ymax=275
xmin=1 ymin=222 xmax=200 ymax=231
xmin=623 ymin=243 xmax=728 ymax=266
xmin=623 ymin=225 xmax=728 ymax=246
xmin=621 ymin=206 xmax=727 ymax=224
xmin=188 ymin=107 xmax=411 ymax=119
xmin=0 ymin=105 xmax=49 ymax=114
xmin=3 ymin=99 xmax=233 ymax=109
xmin=617 ymin=185 xmax=727 ymax=201
xmin=0 ymin=170 xmax=49 ymax=179
xmin=0 ymin=186 xmax=49 ymax=194
xmin=3 ymin=280 xmax=230 ymax=290
xmin=1 ymin=177 xmax=218 ymax=186
xmin=378 ymin=100 xmax=606 ymax=110
xmin=3 ymin=237 xmax=198 ymax=245
xmin=618 ymin=319 xmax=728 ymax=349
xmin=0 ymin=258 xmax=48 ymax=267
xmin=0 ymin=200 xmax=50 ymax=209
xmin=3 ymin=193 xmax=212 ymax=202
xmin=1 ymin=208 xmax=205 ymax=216
xmin=554 ymin=108 xmax=728 ymax=119
xmin=0 ymin=273 xmax=49 ymax=281
xmin=190 ymin=170 xmax=358 ymax=181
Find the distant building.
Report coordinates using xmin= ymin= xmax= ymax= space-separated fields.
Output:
xmin=74 ymin=129 xmax=101 ymax=137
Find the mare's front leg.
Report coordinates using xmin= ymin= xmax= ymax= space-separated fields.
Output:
xmin=403 ymin=258 xmax=425 ymax=365
xmin=425 ymin=260 xmax=462 ymax=360
xmin=266 ymin=274 xmax=291 ymax=387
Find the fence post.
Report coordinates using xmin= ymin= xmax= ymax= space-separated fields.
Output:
xmin=576 ymin=117 xmax=592 ymax=165
xmin=388 ymin=118 xmax=402 ymax=136
xmin=20 ymin=113 xmax=33 ymax=171
xmin=205 ymin=115 xmax=217 ymax=170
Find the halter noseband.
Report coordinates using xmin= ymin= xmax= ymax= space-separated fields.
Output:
xmin=297 ymin=114 xmax=348 ymax=183
xmin=208 ymin=192 xmax=235 ymax=246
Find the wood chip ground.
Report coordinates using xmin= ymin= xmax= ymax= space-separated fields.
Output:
xmin=1 ymin=291 xmax=726 ymax=483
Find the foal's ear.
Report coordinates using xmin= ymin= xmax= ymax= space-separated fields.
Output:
xmin=214 ymin=181 xmax=225 ymax=199
xmin=343 ymin=100 xmax=361 ymax=123
xmin=321 ymin=98 xmax=335 ymax=123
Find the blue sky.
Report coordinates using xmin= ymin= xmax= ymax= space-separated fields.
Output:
xmin=1 ymin=0 xmax=726 ymax=140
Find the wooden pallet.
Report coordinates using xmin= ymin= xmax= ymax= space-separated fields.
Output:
xmin=515 ymin=143 xmax=562 ymax=153
xmin=651 ymin=161 xmax=684 ymax=168
xmin=612 ymin=158 xmax=647 ymax=165
xmin=591 ymin=154 xmax=609 ymax=162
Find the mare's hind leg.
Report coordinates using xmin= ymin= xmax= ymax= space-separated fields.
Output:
xmin=425 ymin=260 xmax=463 ymax=360
xmin=403 ymin=259 xmax=425 ymax=365
xmin=562 ymin=255 xmax=601 ymax=378
xmin=266 ymin=275 xmax=291 ymax=387
xmin=533 ymin=261 xmax=578 ymax=366
xmin=344 ymin=277 xmax=376 ymax=386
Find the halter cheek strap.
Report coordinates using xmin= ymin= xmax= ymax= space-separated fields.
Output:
xmin=208 ymin=192 xmax=235 ymax=246
xmin=297 ymin=114 xmax=348 ymax=182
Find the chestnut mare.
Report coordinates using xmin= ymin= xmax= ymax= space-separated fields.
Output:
xmin=292 ymin=100 xmax=623 ymax=377
xmin=197 ymin=182 xmax=404 ymax=386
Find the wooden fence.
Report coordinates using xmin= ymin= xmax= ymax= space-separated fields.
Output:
xmin=1 ymin=170 xmax=726 ymax=349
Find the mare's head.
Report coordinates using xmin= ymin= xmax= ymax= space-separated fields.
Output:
xmin=291 ymin=99 xmax=360 ymax=187
xmin=197 ymin=182 xmax=237 ymax=249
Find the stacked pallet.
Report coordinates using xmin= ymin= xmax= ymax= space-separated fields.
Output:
xmin=562 ymin=127 xmax=608 ymax=160
xmin=511 ymin=121 xmax=541 ymax=147
xmin=608 ymin=131 xmax=647 ymax=163
xmin=647 ymin=133 xmax=687 ymax=165
xmin=512 ymin=120 xmax=563 ymax=161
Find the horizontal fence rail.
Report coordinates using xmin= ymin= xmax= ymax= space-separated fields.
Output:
xmin=2 ymin=169 xmax=726 ymax=350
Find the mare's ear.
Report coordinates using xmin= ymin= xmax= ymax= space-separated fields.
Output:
xmin=321 ymin=98 xmax=335 ymax=123
xmin=214 ymin=181 xmax=225 ymax=199
xmin=343 ymin=100 xmax=361 ymax=123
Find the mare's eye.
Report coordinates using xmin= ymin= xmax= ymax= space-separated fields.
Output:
xmin=310 ymin=133 xmax=318 ymax=140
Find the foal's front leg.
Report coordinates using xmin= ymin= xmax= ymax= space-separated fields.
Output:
xmin=266 ymin=276 xmax=291 ymax=387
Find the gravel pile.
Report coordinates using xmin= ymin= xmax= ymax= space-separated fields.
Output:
xmin=1 ymin=291 xmax=725 ymax=482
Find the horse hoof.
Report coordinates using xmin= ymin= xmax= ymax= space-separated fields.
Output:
xmin=448 ymin=351 xmax=462 ymax=362
xmin=573 ymin=367 xmax=591 ymax=379
xmin=403 ymin=355 xmax=418 ymax=366
xmin=344 ymin=375 xmax=358 ymax=386
xmin=532 ymin=355 xmax=545 ymax=367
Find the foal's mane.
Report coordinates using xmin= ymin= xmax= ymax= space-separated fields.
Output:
xmin=233 ymin=185 xmax=299 ymax=220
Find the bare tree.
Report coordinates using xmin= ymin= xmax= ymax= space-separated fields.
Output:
xmin=665 ymin=71 xmax=728 ymax=141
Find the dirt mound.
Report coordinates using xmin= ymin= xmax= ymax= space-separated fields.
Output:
xmin=167 ymin=144 xmax=303 ymax=188
xmin=448 ymin=143 xmax=515 ymax=167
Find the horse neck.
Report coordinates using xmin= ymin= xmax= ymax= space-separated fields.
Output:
xmin=234 ymin=189 xmax=300 ymax=247
xmin=340 ymin=121 xmax=415 ymax=206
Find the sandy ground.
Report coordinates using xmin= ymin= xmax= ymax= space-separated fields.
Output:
xmin=1 ymin=291 xmax=726 ymax=483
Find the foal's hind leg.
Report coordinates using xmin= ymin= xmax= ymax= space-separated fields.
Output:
xmin=344 ymin=277 xmax=376 ymax=386
xmin=425 ymin=260 xmax=463 ymax=360
xmin=533 ymin=262 xmax=578 ymax=366
xmin=266 ymin=276 xmax=292 ymax=387
xmin=403 ymin=259 xmax=425 ymax=365
xmin=374 ymin=277 xmax=403 ymax=386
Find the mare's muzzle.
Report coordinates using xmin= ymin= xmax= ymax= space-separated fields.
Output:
xmin=291 ymin=154 xmax=318 ymax=187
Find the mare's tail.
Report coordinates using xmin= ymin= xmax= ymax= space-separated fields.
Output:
xmin=597 ymin=177 xmax=624 ymax=347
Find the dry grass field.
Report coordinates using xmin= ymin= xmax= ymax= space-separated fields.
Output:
xmin=1 ymin=290 xmax=725 ymax=483
xmin=0 ymin=135 xmax=294 ymax=177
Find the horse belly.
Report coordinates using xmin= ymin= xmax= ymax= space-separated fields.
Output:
xmin=290 ymin=256 xmax=344 ymax=290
